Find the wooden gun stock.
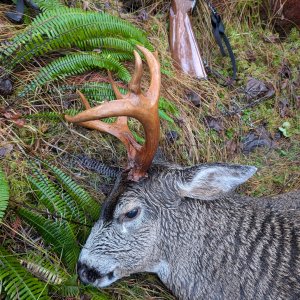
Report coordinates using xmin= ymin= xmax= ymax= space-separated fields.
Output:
xmin=169 ymin=0 xmax=207 ymax=79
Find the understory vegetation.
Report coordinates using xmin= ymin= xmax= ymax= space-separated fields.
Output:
xmin=0 ymin=0 xmax=299 ymax=299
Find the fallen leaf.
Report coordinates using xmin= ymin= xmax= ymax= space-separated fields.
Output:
xmin=245 ymin=78 xmax=269 ymax=100
xmin=11 ymin=216 xmax=22 ymax=237
xmin=279 ymin=121 xmax=292 ymax=137
xmin=279 ymin=59 xmax=292 ymax=79
xmin=225 ymin=139 xmax=239 ymax=156
xmin=1 ymin=109 xmax=25 ymax=127
xmin=0 ymin=144 xmax=13 ymax=158
xmin=0 ymin=68 xmax=13 ymax=96
xmin=278 ymin=99 xmax=289 ymax=118
xmin=204 ymin=116 xmax=224 ymax=133
xmin=244 ymin=77 xmax=275 ymax=101
xmin=3 ymin=111 xmax=22 ymax=120
xmin=245 ymin=50 xmax=256 ymax=62
xmin=296 ymin=96 xmax=300 ymax=110
xmin=166 ymin=130 xmax=180 ymax=143
xmin=186 ymin=90 xmax=201 ymax=107
xmin=262 ymin=34 xmax=280 ymax=43
xmin=12 ymin=119 xmax=26 ymax=128
xmin=138 ymin=9 xmax=149 ymax=21
xmin=242 ymin=126 xmax=275 ymax=154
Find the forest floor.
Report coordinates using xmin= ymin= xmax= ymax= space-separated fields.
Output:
xmin=0 ymin=0 xmax=299 ymax=299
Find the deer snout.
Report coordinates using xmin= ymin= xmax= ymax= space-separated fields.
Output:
xmin=77 ymin=261 xmax=101 ymax=284
xmin=77 ymin=261 xmax=116 ymax=287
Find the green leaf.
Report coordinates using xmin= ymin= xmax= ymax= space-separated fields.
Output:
xmin=0 ymin=168 xmax=9 ymax=221
xmin=279 ymin=121 xmax=292 ymax=137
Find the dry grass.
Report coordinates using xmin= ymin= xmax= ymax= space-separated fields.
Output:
xmin=0 ymin=0 xmax=300 ymax=299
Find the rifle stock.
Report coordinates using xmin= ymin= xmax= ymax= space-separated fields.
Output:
xmin=169 ymin=0 xmax=207 ymax=79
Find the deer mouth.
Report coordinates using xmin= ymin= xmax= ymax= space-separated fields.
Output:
xmin=77 ymin=262 xmax=118 ymax=287
xmin=93 ymin=270 xmax=118 ymax=288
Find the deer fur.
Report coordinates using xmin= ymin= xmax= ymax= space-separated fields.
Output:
xmin=77 ymin=163 xmax=300 ymax=299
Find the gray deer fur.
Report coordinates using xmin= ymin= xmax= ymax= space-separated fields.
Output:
xmin=77 ymin=163 xmax=300 ymax=299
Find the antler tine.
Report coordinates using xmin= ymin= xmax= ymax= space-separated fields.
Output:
xmin=77 ymin=88 xmax=128 ymax=127
xmin=77 ymin=90 xmax=91 ymax=109
xmin=67 ymin=93 xmax=141 ymax=162
xmin=128 ymin=50 xmax=143 ymax=94
xmin=108 ymin=71 xmax=126 ymax=99
xmin=136 ymin=45 xmax=161 ymax=101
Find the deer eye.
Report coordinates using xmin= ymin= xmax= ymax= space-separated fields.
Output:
xmin=123 ymin=208 xmax=140 ymax=221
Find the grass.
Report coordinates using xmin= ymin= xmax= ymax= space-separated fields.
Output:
xmin=0 ymin=0 xmax=299 ymax=299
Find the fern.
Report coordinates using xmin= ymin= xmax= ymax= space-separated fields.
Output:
xmin=50 ymin=274 xmax=80 ymax=297
xmin=18 ymin=208 xmax=80 ymax=272
xmin=0 ymin=162 xmax=110 ymax=298
xmin=31 ymin=0 xmax=66 ymax=11
xmin=1 ymin=8 xmax=151 ymax=69
xmin=159 ymin=96 xmax=180 ymax=116
xmin=85 ymin=287 xmax=111 ymax=300
xmin=19 ymin=52 xmax=131 ymax=96
xmin=32 ymin=163 xmax=91 ymax=222
xmin=59 ymin=82 xmax=127 ymax=101
xmin=28 ymin=175 xmax=86 ymax=224
xmin=76 ymin=37 xmax=137 ymax=52
xmin=44 ymin=162 xmax=100 ymax=221
xmin=0 ymin=247 xmax=50 ymax=300
xmin=25 ymin=109 xmax=80 ymax=122
xmin=20 ymin=252 xmax=69 ymax=285
xmin=0 ymin=168 xmax=9 ymax=221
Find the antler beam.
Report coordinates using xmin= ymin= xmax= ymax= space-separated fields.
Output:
xmin=65 ymin=46 xmax=161 ymax=181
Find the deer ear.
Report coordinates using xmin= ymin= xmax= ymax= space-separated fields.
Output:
xmin=178 ymin=164 xmax=257 ymax=200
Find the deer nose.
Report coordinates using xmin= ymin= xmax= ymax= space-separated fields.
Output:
xmin=77 ymin=262 xmax=100 ymax=284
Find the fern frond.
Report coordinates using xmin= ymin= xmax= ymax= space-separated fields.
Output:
xmin=51 ymin=275 xmax=80 ymax=297
xmin=18 ymin=208 xmax=80 ymax=272
xmin=159 ymin=97 xmax=180 ymax=116
xmin=31 ymin=0 xmax=66 ymax=11
xmin=30 ymin=165 xmax=88 ymax=224
xmin=84 ymin=287 xmax=111 ymax=300
xmin=44 ymin=163 xmax=100 ymax=221
xmin=20 ymin=252 xmax=69 ymax=285
xmin=0 ymin=247 xmax=50 ymax=300
xmin=76 ymin=37 xmax=136 ymax=52
xmin=0 ymin=168 xmax=9 ymax=221
xmin=19 ymin=52 xmax=131 ymax=96
xmin=2 ymin=9 xmax=151 ymax=68
xmin=28 ymin=176 xmax=86 ymax=225
xmin=25 ymin=109 xmax=80 ymax=122
xmin=59 ymin=82 xmax=127 ymax=101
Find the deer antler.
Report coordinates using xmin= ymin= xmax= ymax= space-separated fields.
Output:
xmin=65 ymin=46 xmax=161 ymax=181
